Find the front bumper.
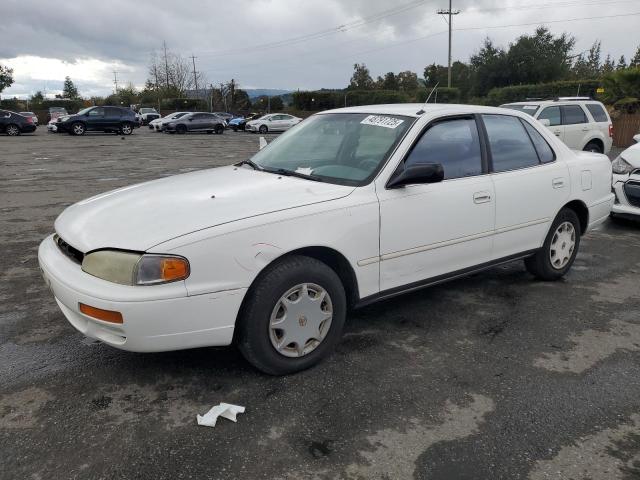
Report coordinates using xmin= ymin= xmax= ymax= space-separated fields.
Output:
xmin=612 ymin=173 xmax=640 ymax=217
xmin=38 ymin=234 xmax=246 ymax=352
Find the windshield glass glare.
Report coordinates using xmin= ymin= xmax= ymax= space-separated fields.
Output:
xmin=250 ymin=113 xmax=414 ymax=185
xmin=501 ymin=104 xmax=539 ymax=116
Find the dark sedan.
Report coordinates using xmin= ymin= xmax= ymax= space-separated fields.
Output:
xmin=0 ymin=109 xmax=37 ymax=136
xmin=164 ymin=112 xmax=225 ymax=134
xmin=55 ymin=106 xmax=139 ymax=135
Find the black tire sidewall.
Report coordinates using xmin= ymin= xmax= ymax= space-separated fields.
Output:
xmin=72 ymin=122 xmax=85 ymax=135
xmin=583 ymin=141 xmax=602 ymax=153
xmin=259 ymin=125 xmax=268 ymax=134
xmin=529 ymin=208 xmax=581 ymax=279
xmin=238 ymin=255 xmax=346 ymax=375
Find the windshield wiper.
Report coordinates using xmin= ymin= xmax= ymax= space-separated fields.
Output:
xmin=236 ymin=159 xmax=262 ymax=170
xmin=264 ymin=167 xmax=323 ymax=182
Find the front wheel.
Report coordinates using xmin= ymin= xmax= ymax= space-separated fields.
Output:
xmin=5 ymin=124 xmax=20 ymax=136
xmin=71 ymin=122 xmax=85 ymax=136
xmin=237 ymin=255 xmax=346 ymax=375
xmin=259 ymin=125 xmax=268 ymax=134
xmin=176 ymin=124 xmax=187 ymax=134
xmin=525 ymin=208 xmax=581 ymax=280
xmin=215 ymin=124 xmax=224 ymax=134
xmin=120 ymin=123 xmax=133 ymax=135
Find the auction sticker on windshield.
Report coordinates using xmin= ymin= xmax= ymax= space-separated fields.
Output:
xmin=360 ymin=115 xmax=404 ymax=129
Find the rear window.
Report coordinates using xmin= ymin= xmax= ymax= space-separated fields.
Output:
xmin=483 ymin=114 xmax=540 ymax=172
xmin=585 ymin=103 xmax=609 ymax=123
xmin=501 ymin=104 xmax=539 ymax=116
xmin=561 ymin=105 xmax=587 ymax=125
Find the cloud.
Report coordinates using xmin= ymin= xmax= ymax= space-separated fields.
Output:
xmin=1 ymin=0 xmax=638 ymax=98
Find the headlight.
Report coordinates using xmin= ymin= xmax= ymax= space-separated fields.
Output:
xmin=82 ymin=250 xmax=189 ymax=285
xmin=612 ymin=155 xmax=633 ymax=175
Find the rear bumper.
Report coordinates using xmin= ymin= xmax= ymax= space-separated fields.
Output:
xmin=587 ymin=193 xmax=615 ymax=230
xmin=38 ymin=234 xmax=245 ymax=352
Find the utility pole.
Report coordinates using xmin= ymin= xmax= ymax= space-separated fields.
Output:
xmin=113 ymin=71 xmax=119 ymax=93
xmin=437 ymin=1 xmax=460 ymax=88
xmin=163 ymin=41 xmax=170 ymax=90
xmin=190 ymin=55 xmax=199 ymax=96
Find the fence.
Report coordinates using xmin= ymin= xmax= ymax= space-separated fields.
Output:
xmin=612 ymin=113 xmax=640 ymax=147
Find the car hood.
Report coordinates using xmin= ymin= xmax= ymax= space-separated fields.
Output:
xmin=620 ymin=143 xmax=640 ymax=168
xmin=55 ymin=165 xmax=355 ymax=252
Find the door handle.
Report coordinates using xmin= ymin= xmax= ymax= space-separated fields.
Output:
xmin=473 ymin=191 xmax=492 ymax=204
xmin=581 ymin=127 xmax=589 ymax=131
xmin=552 ymin=178 xmax=565 ymax=189
xmin=553 ymin=130 xmax=562 ymax=136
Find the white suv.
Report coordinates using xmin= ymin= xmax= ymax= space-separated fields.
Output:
xmin=501 ymin=98 xmax=613 ymax=154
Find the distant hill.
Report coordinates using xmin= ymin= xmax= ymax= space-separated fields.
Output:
xmin=245 ymin=89 xmax=292 ymax=99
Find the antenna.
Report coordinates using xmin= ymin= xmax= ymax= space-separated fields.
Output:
xmin=416 ymin=83 xmax=439 ymax=115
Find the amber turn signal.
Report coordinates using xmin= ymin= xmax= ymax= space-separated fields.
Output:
xmin=79 ymin=303 xmax=124 ymax=324
xmin=160 ymin=258 xmax=189 ymax=282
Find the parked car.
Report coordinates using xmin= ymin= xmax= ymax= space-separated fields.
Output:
xmin=1 ymin=109 xmax=37 ymax=135
xmin=47 ymin=118 xmax=58 ymax=133
xmin=500 ymin=98 xmax=613 ymax=154
xmin=229 ymin=113 xmax=262 ymax=132
xmin=47 ymin=107 xmax=68 ymax=122
xmin=163 ymin=112 xmax=225 ymax=134
xmin=138 ymin=107 xmax=161 ymax=125
xmin=149 ymin=112 xmax=190 ymax=132
xmin=611 ymin=142 xmax=640 ymax=219
xmin=245 ymin=113 xmax=302 ymax=133
xmin=38 ymin=104 xmax=613 ymax=374
xmin=55 ymin=106 xmax=139 ymax=135
xmin=19 ymin=112 xmax=39 ymax=126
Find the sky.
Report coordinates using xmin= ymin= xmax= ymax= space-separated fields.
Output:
xmin=1 ymin=0 xmax=639 ymax=99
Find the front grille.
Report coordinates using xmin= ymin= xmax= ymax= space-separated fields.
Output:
xmin=54 ymin=234 xmax=84 ymax=264
xmin=623 ymin=181 xmax=640 ymax=208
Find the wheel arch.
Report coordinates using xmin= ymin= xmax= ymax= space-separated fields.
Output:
xmin=583 ymin=137 xmax=604 ymax=152
xmin=561 ymin=199 xmax=589 ymax=234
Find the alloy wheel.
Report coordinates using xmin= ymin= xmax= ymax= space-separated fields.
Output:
xmin=6 ymin=125 xmax=19 ymax=136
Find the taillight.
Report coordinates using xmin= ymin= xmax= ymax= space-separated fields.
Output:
xmin=25 ymin=116 xmax=33 ymax=124
xmin=609 ymin=124 xmax=613 ymax=138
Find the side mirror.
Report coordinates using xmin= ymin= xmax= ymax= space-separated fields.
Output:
xmin=538 ymin=118 xmax=551 ymax=127
xmin=387 ymin=163 xmax=444 ymax=189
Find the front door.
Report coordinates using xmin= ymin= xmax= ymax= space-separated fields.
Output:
xmin=86 ymin=107 xmax=106 ymax=130
xmin=537 ymin=105 xmax=564 ymax=143
xmin=376 ymin=116 xmax=495 ymax=292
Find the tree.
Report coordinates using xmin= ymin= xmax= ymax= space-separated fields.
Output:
xmin=146 ymin=48 xmax=206 ymax=98
xmin=469 ymin=38 xmax=509 ymax=96
xmin=30 ymin=91 xmax=44 ymax=103
xmin=630 ymin=45 xmax=640 ymax=68
xmin=62 ymin=76 xmax=79 ymax=99
xmin=617 ymin=55 xmax=627 ymax=70
xmin=349 ymin=63 xmax=374 ymax=89
xmin=378 ymin=72 xmax=399 ymax=90
xmin=396 ymin=71 xmax=419 ymax=91
xmin=586 ymin=40 xmax=602 ymax=76
xmin=0 ymin=63 xmax=14 ymax=94
xmin=602 ymin=54 xmax=615 ymax=75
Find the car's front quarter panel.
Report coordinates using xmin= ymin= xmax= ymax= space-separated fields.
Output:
xmin=151 ymin=185 xmax=381 ymax=301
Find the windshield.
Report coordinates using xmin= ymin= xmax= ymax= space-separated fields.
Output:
xmin=76 ymin=107 xmax=93 ymax=115
xmin=250 ymin=113 xmax=414 ymax=186
xmin=140 ymin=108 xmax=155 ymax=113
xmin=501 ymin=104 xmax=539 ymax=116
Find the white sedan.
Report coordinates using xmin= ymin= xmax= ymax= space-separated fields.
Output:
xmin=38 ymin=104 xmax=614 ymax=374
xmin=245 ymin=113 xmax=301 ymax=133
xmin=611 ymin=141 xmax=640 ymax=219
xmin=149 ymin=112 xmax=189 ymax=132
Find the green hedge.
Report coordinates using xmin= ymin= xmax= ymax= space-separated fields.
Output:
xmin=485 ymin=80 xmax=601 ymax=105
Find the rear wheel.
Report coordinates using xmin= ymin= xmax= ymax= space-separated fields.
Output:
xmin=583 ymin=141 xmax=603 ymax=153
xmin=215 ymin=124 xmax=224 ymax=134
xmin=237 ymin=255 xmax=346 ymax=375
xmin=5 ymin=124 xmax=20 ymax=136
xmin=71 ymin=122 xmax=85 ymax=136
xmin=525 ymin=208 xmax=581 ymax=280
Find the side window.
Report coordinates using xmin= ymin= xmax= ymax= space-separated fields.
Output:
xmin=105 ymin=107 xmax=121 ymax=119
xmin=405 ymin=118 xmax=482 ymax=180
xmin=88 ymin=108 xmax=104 ymax=117
xmin=538 ymin=106 xmax=561 ymax=126
xmin=483 ymin=114 xmax=540 ymax=172
xmin=521 ymin=120 xmax=555 ymax=164
xmin=561 ymin=105 xmax=587 ymax=125
xmin=586 ymin=103 xmax=608 ymax=122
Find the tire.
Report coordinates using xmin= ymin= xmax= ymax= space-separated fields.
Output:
xmin=259 ymin=125 xmax=268 ymax=134
xmin=71 ymin=122 xmax=85 ymax=136
xmin=525 ymin=208 xmax=581 ymax=280
xmin=583 ymin=141 xmax=603 ymax=153
xmin=237 ymin=255 xmax=347 ymax=375
xmin=176 ymin=124 xmax=187 ymax=134
xmin=232 ymin=126 xmax=238 ymax=132
xmin=215 ymin=124 xmax=224 ymax=134
xmin=120 ymin=123 xmax=133 ymax=135
xmin=5 ymin=124 xmax=20 ymax=136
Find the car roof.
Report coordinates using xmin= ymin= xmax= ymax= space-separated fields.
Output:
xmin=503 ymin=99 xmax=605 ymax=106
xmin=320 ymin=103 xmax=522 ymax=118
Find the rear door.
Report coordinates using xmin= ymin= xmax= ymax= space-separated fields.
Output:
xmin=104 ymin=107 xmax=122 ymax=129
xmin=561 ymin=104 xmax=590 ymax=150
xmin=482 ymin=113 xmax=569 ymax=258
xmin=537 ymin=106 xmax=564 ymax=142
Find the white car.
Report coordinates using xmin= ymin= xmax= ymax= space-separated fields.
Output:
xmin=149 ymin=112 xmax=190 ymax=132
xmin=611 ymin=142 xmax=640 ymax=219
xmin=47 ymin=118 xmax=58 ymax=133
xmin=501 ymin=98 xmax=613 ymax=154
xmin=245 ymin=113 xmax=301 ymax=133
xmin=38 ymin=104 xmax=614 ymax=374
xmin=138 ymin=107 xmax=161 ymax=125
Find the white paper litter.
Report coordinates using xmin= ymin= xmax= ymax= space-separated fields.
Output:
xmin=196 ymin=403 xmax=246 ymax=428
xmin=259 ymin=136 xmax=268 ymax=150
